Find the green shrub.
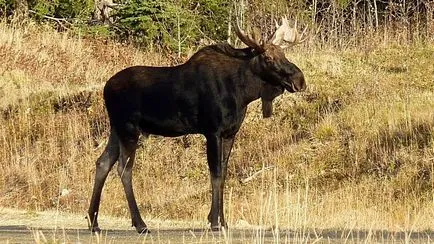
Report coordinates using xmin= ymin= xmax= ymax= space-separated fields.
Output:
xmin=185 ymin=0 xmax=230 ymax=42
xmin=112 ymin=0 xmax=229 ymax=52
xmin=28 ymin=0 xmax=94 ymax=20
xmin=0 ymin=0 xmax=14 ymax=16
xmin=112 ymin=0 xmax=191 ymax=49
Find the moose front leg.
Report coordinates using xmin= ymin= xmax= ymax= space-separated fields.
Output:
xmin=206 ymin=134 xmax=223 ymax=230
xmin=219 ymin=136 xmax=235 ymax=227
xmin=206 ymin=134 xmax=235 ymax=231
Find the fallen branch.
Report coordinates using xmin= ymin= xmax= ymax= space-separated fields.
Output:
xmin=104 ymin=3 xmax=122 ymax=9
xmin=28 ymin=10 xmax=72 ymax=29
xmin=241 ymin=165 xmax=275 ymax=184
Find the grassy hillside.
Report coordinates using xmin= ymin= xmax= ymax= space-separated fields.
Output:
xmin=0 ymin=21 xmax=433 ymax=232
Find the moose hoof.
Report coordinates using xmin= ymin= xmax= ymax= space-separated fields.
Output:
xmin=136 ymin=226 xmax=150 ymax=234
xmin=210 ymin=224 xmax=227 ymax=232
xmin=211 ymin=225 xmax=221 ymax=231
xmin=90 ymin=226 xmax=101 ymax=233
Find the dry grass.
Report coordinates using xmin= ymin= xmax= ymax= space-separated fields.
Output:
xmin=0 ymin=21 xmax=433 ymax=238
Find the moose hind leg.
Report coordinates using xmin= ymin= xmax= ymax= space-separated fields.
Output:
xmin=117 ymin=137 xmax=149 ymax=234
xmin=88 ymin=130 xmax=120 ymax=232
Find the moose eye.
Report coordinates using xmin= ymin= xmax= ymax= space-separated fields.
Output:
xmin=272 ymin=63 xmax=289 ymax=76
xmin=279 ymin=67 xmax=291 ymax=76
xmin=264 ymin=55 xmax=273 ymax=64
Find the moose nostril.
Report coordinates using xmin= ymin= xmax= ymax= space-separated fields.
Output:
xmin=295 ymin=73 xmax=306 ymax=91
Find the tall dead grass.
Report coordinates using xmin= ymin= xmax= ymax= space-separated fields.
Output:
xmin=0 ymin=21 xmax=433 ymax=233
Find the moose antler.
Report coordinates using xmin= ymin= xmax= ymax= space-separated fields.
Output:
xmin=269 ymin=17 xmax=307 ymax=48
xmin=234 ymin=20 xmax=265 ymax=53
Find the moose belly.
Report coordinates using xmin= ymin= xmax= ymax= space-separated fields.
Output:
xmin=138 ymin=116 xmax=197 ymax=137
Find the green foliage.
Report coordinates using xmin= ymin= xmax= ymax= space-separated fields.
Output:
xmin=184 ymin=0 xmax=230 ymax=41
xmin=0 ymin=0 xmax=15 ymax=16
xmin=29 ymin=0 xmax=56 ymax=17
xmin=112 ymin=0 xmax=193 ymax=49
xmin=28 ymin=0 xmax=94 ymax=19
xmin=112 ymin=0 xmax=229 ymax=52
xmin=0 ymin=0 xmax=230 ymax=53
xmin=75 ymin=24 xmax=112 ymax=38
xmin=0 ymin=0 xmax=94 ymax=19
xmin=55 ymin=0 xmax=94 ymax=19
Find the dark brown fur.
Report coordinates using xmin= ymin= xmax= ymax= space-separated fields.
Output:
xmin=87 ymin=42 xmax=306 ymax=233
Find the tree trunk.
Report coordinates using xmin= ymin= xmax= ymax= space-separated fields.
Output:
xmin=352 ymin=0 xmax=357 ymax=32
xmin=373 ymin=0 xmax=379 ymax=29
xmin=312 ymin=0 xmax=317 ymax=27
xmin=366 ymin=0 xmax=373 ymax=30
xmin=426 ymin=1 xmax=434 ymax=40
xmin=94 ymin=0 xmax=114 ymax=24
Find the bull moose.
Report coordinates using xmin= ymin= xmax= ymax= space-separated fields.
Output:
xmin=87 ymin=18 xmax=306 ymax=233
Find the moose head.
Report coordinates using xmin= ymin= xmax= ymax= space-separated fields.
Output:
xmin=234 ymin=17 xmax=306 ymax=117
